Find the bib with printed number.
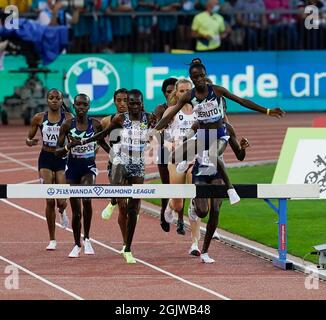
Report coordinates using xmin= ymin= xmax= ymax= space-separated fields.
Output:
xmin=190 ymin=85 xmax=224 ymax=124
xmin=69 ymin=118 xmax=97 ymax=159
xmin=40 ymin=111 xmax=65 ymax=147
xmin=119 ymin=112 xmax=148 ymax=164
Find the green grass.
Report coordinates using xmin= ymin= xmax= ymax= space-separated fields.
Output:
xmin=147 ymin=164 xmax=326 ymax=264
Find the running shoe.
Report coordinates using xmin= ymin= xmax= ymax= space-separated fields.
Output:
xmin=83 ymin=238 xmax=95 ymax=255
xmin=68 ymin=245 xmax=81 ymax=258
xmin=189 ymin=243 xmax=201 ymax=256
xmin=212 ymin=230 xmax=220 ymax=240
xmin=227 ymin=188 xmax=240 ymax=205
xmin=123 ymin=251 xmax=136 ymax=264
xmin=200 ymin=253 xmax=215 ymax=264
xmin=164 ymin=204 xmax=175 ymax=224
xmin=59 ymin=210 xmax=69 ymax=229
xmin=176 ymin=161 xmax=188 ymax=174
xmin=46 ymin=240 xmax=57 ymax=251
xmin=160 ymin=212 xmax=170 ymax=232
xmin=176 ymin=221 xmax=185 ymax=235
xmin=102 ymin=202 xmax=116 ymax=220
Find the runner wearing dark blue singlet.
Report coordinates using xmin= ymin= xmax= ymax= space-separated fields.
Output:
xmin=156 ymin=61 xmax=285 ymax=205
xmin=26 ymin=89 xmax=73 ymax=251
xmin=56 ymin=94 xmax=111 ymax=258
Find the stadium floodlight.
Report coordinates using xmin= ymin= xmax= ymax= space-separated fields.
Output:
xmin=312 ymin=244 xmax=326 ymax=269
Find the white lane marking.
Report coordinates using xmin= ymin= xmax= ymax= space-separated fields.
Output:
xmin=1 ymin=199 xmax=231 ymax=300
xmin=0 ymin=255 xmax=84 ymax=300
xmin=0 ymin=167 xmax=36 ymax=173
xmin=0 ymin=153 xmax=37 ymax=171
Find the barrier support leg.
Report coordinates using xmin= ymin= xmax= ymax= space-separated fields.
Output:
xmin=263 ymin=198 xmax=293 ymax=270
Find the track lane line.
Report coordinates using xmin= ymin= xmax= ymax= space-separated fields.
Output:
xmin=1 ymin=199 xmax=231 ymax=300
xmin=0 ymin=255 xmax=84 ymax=300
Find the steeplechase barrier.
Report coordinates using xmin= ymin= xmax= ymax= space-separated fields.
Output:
xmin=0 ymin=183 xmax=320 ymax=270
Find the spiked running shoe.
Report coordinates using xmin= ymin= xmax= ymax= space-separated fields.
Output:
xmin=123 ymin=251 xmax=136 ymax=264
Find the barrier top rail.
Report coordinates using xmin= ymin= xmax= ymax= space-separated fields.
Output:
xmin=0 ymin=184 xmax=320 ymax=199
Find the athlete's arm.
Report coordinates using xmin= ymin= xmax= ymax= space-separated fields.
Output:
xmin=155 ymin=91 xmax=191 ymax=130
xmin=93 ymin=119 xmax=111 ymax=155
xmin=64 ymin=112 xmax=74 ymax=121
xmin=100 ymin=115 xmax=111 ymax=130
xmin=82 ymin=114 xmax=123 ymax=145
xmin=26 ymin=113 xmax=43 ymax=146
xmin=215 ymin=85 xmax=285 ymax=118
xmin=55 ymin=119 xmax=74 ymax=157
xmin=153 ymin=104 xmax=166 ymax=121
xmin=226 ymin=122 xmax=249 ymax=161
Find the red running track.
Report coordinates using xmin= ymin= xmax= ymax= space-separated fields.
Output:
xmin=0 ymin=113 xmax=325 ymax=300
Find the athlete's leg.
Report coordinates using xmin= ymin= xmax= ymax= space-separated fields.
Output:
xmin=40 ymin=169 xmax=56 ymax=241
xmin=124 ymin=176 xmax=143 ymax=253
xmin=111 ymin=164 xmax=128 ymax=245
xmin=55 ymin=170 xmax=67 ymax=212
xmin=208 ymin=139 xmax=233 ymax=189
xmin=186 ymin=168 xmax=201 ymax=245
xmin=80 ymin=173 xmax=96 ymax=240
xmin=66 ymin=177 xmax=82 ymax=247
xmin=158 ymin=163 xmax=170 ymax=223
xmin=167 ymin=163 xmax=185 ymax=213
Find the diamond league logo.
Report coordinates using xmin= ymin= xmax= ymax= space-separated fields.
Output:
xmin=93 ymin=186 xmax=104 ymax=196
xmin=47 ymin=188 xmax=55 ymax=196
xmin=65 ymin=57 xmax=120 ymax=113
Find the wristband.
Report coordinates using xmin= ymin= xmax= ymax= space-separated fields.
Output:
xmin=266 ymin=109 xmax=270 ymax=115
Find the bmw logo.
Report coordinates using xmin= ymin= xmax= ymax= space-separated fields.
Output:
xmin=65 ymin=57 xmax=120 ymax=114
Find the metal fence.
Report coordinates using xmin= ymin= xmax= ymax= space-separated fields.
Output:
xmin=21 ymin=10 xmax=326 ymax=53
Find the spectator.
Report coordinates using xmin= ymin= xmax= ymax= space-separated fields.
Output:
xmin=37 ymin=0 xmax=80 ymax=26
xmin=264 ymin=0 xmax=299 ymax=50
xmin=191 ymin=0 xmax=228 ymax=52
xmin=156 ymin=0 xmax=182 ymax=52
xmin=299 ymin=0 xmax=326 ymax=49
xmin=88 ymin=0 xmax=113 ymax=53
xmin=1 ymin=0 xmax=32 ymax=12
xmin=110 ymin=0 xmax=137 ymax=52
xmin=235 ymin=0 xmax=267 ymax=50
xmin=135 ymin=1 xmax=157 ymax=52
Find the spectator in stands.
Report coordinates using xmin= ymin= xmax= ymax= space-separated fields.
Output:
xmin=264 ymin=0 xmax=299 ymax=50
xmin=191 ymin=0 xmax=229 ymax=52
xmin=235 ymin=0 xmax=267 ymax=50
xmin=156 ymin=0 xmax=182 ymax=52
xmin=110 ymin=0 xmax=137 ymax=52
xmin=135 ymin=1 xmax=157 ymax=52
xmin=1 ymin=0 xmax=32 ymax=12
xmin=88 ymin=0 xmax=113 ymax=53
xmin=37 ymin=0 xmax=80 ymax=26
xmin=298 ymin=0 xmax=326 ymax=49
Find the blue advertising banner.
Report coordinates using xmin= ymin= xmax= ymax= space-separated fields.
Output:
xmin=0 ymin=51 xmax=325 ymax=115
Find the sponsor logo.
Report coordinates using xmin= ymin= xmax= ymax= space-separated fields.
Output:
xmin=47 ymin=188 xmax=55 ymax=196
xmin=65 ymin=57 xmax=120 ymax=113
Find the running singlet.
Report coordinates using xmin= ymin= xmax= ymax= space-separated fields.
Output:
xmin=119 ymin=112 xmax=148 ymax=165
xmin=190 ymin=84 xmax=224 ymax=124
xmin=69 ymin=118 xmax=97 ymax=159
xmin=39 ymin=111 xmax=65 ymax=147
xmin=169 ymin=109 xmax=196 ymax=141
